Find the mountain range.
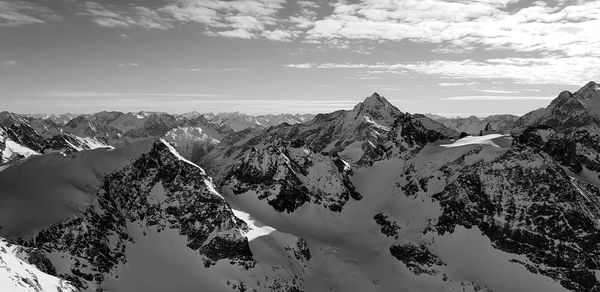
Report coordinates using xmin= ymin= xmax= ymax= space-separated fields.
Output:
xmin=1 ymin=82 xmax=600 ymax=292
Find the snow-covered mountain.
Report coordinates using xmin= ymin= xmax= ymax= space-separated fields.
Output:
xmin=428 ymin=114 xmax=519 ymax=135
xmin=198 ymin=112 xmax=315 ymax=131
xmin=202 ymin=93 xmax=457 ymax=179
xmin=163 ymin=126 xmax=220 ymax=162
xmin=27 ymin=113 xmax=80 ymax=126
xmin=61 ymin=111 xmax=180 ymax=145
xmin=515 ymin=81 xmax=600 ymax=134
xmin=0 ymin=113 xmax=111 ymax=165
xmin=2 ymin=85 xmax=600 ymax=292
xmin=0 ymin=126 xmax=38 ymax=165
xmin=0 ymin=109 xmax=319 ymax=168
xmin=204 ymin=90 xmax=599 ymax=291
xmin=0 ymin=139 xmax=311 ymax=291
xmin=398 ymin=134 xmax=599 ymax=291
xmin=514 ymin=81 xmax=600 ymax=178
xmin=0 ymin=110 xmax=312 ymax=167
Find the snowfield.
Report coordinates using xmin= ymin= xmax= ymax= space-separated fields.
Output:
xmin=440 ymin=134 xmax=512 ymax=148
xmin=231 ymin=209 xmax=276 ymax=241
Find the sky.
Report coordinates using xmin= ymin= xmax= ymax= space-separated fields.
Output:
xmin=1 ymin=0 xmax=599 ymax=116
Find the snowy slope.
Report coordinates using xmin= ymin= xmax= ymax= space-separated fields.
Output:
xmin=395 ymin=140 xmax=599 ymax=291
xmin=2 ymin=139 xmax=311 ymax=291
xmin=0 ymin=238 xmax=77 ymax=292
xmin=0 ymin=138 xmax=38 ymax=164
xmin=220 ymin=139 xmax=581 ymax=291
xmin=0 ymin=139 xmax=155 ymax=237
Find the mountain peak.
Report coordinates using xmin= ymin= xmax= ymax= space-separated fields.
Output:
xmin=363 ymin=92 xmax=387 ymax=106
xmin=575 ymin=80 xmax=600 ymax=98
xmin=354 ymin=92 xmax=398 ymax=112
xmin=517 ymin=81 xmax=600 ymax=133
xmin=583 ymin=80 xmax=598 ymax=88
xmin=350 ymin=92 xmax=402 ymax=126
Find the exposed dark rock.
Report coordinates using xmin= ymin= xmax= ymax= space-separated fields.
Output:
xmin=390 ymin=244 xmax=444 ymax=275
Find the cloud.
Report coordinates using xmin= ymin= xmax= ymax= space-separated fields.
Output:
xmin=285 ymin=56 xmax=600 ymax=85
xmin=287 ymin=1 xmax=319 ymax=31
xmin=285 ymin=63 xmax=315 ymax=69
xmin=0 ymin=0 xmax=59 ymax=26
xmin=173 ymin=67 xmax=248 ymax=72
xmin=75 ymin=0 xmax=323 ymax=41
xmin=118 ymin=63 xmax=139 ymax=67
xmin=438 ymin=82 xmax=477 ymax=87
xmin=82 ymin=2 xmax=171 ymax=30
xmin=2 ymin=60 xmax=18 ymax=66
xmin=304 ymin=0 xmax=600 ymax=58
xmin=77 ymin=0 xmax=299 ymax=40
xmin=344 ymin=76 xmax=382 ymax=80
xmin=48 ymin=0 xmax=600 ymax=60
xmin=473 ymin=89 xmax=520 ymax=94
xmin=443 ymin=95 xmax=553 ymax=101
xmin=159 ymin=0 xmax=286 ymax=39
xmin=5 ymin=0 xmax=600 ymax=61
xmin=404 ymin=57 xmax=600 ymax=85
xmin=285 ymin=63 xmax=395 ymax=69
xmin=262 ymin=29 xmax=294 ymax=41
xmin=215 ymin=28 xmax=254 ymax=39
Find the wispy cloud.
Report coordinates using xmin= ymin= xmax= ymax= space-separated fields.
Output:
xmin=2 ymin=60 xmax=18 ymax=66
xmin=262 ymin=29 xmax=294 ymax=42
xmin=344 ymin=76 xmax=381 ymax=80
xmin=438 ymin=82 xmax=477 ymax=87
xmin=160 ymin=0 xmax=288 ymax=39
xmin=118 ymin=63 xmax=139 ymax=67
xmin=173 ymin=67 xmax=248 ymax=72
xmin=286 ymin=63 xmax=393 ymax=69
xmin=78 ymin=0 xmax=300 ymax=40
xmin=473 ymin=89 xmax=520 ymax=94
xmin=443 ymin=95 xmax=553 ymax=101
xmin=0 ymin=0 xmax=59 ymax=26
xmin=82 ymin=2 xmax=171 ymax=30
xmin=285 ymin=56 xmax=600 ymax=85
